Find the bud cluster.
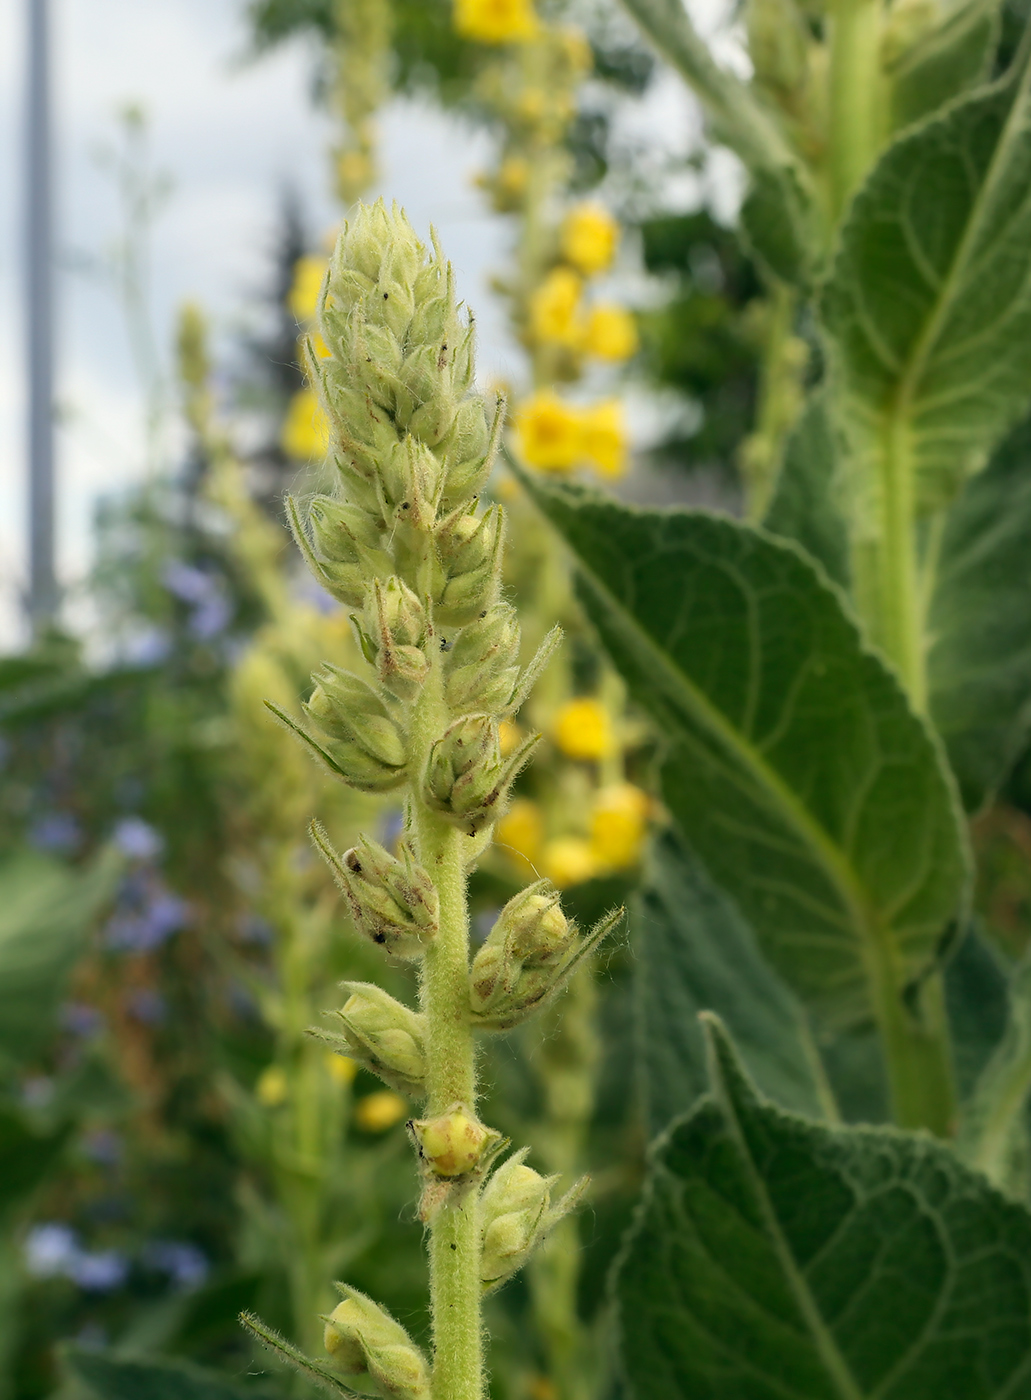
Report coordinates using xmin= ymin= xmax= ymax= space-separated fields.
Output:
xmin=470 ymin=882 xmax=623 ymax=1030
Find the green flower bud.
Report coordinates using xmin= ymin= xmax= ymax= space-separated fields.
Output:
xmin=409 ymin=1104 xmax=502 ymax=1179
xmin=287 ymin=495 xmax=391 ymax=608
xmin=470 ymin=900 xmax=624 ymax=1031
xmin=323 ymin=982 xmax=426 ymax=1097
xmin=479 ymin=1152 xmax=590 ymax=1294
xmin=356 ymin=578 xmax=430 ymax=701
xmin=311 ymin=823 xmax=439 ymax=960
xmin=433 ymin=505 xmax=504 ymax=627
xmin=265 ymin=701 xmax=407 ymax=795
xmin=444 ymin=603 xmax=521 ymax=714
xmin=423 ymin=715 xmax=539 ymax=835
xmin=323 ymin=1285 xmax=431 ymax=1400
xmin=438 ymin=393 xmax=503 ymax=511
xmin=305 ymin=666 xmax=407 ymax=787
xmin=479 ymin=1149 xmax=554 ymax=1291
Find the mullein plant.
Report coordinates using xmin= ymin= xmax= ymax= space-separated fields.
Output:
xmin=241 ymin=200 xmax=619 ymax=1400
xmin=179 ymin=305 xmax=411 ymax=1354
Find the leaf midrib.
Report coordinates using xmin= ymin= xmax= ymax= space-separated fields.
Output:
xmin=710 ymin=1048 xmax=867 ymax=1400
xmin=571 ymin=535 xmax=895 ymax=989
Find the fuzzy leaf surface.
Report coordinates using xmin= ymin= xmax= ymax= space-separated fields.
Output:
xmin=518 ymin=474 xmax=968 ymax=1028
xmin=636 ymin=829 xmax=828 ymax=1134
xmin=823 ymin=59 xmax=1031 ymax=514
xmin=927 ymin=416 xmax=1031 ymax=808
xmin=616 ymin=1016 xmax=1031 ymax=1399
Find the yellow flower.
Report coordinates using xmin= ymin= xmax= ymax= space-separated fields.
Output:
xmin=355 ymin=1090 xmax=408 ymax=1133
xmin=579 ymin=399 xmax=628 ymax=479
xmin=541 ymin=837 xmax=598 ymax=889
xmin=454 ymin=0 xmax=539 ymax=43
xmin=498 ymin=156 xmax=529 ymax=198
xmin=288 ymin=255 xmax=327 ymax=324
xmin=514 ymin=391 xmax=581 ymax=473
xmin=281 ymin=388 xmax=330 ymax=460
xmin=256 ymin=1064 xmax=288 ymax=1108
xmin=325 ymin=1051 xmax=358 ymax=1085
xmin=590 ymin=784 xmax=650 ymax=869
xmin=561 ymin=204 xmax=619 ymax=276
xmin=497 ymin=798 xmax=544 ymax=866
xmin=553 ymin=697 xmax=613 ymax=760
xmin=584 ymin=305 xmax=638 ymax=361
xmin=529 ymin=267 xmax=583 ymax=347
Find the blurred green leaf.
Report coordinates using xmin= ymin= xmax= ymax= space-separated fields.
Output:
xmin=517 ymin=473 xmax=968 ymax=1030
xmin=889 ymin=0 xmax=1001 ymax=130
xmin=764 ymin=392 xmax=850 ymax=589
xmin=0 ymin=850 xmax=119 ymax=1064
xmin=65 ymin=1347 xmax=281 ymax=1400
xmin=635 ymin=829 xmax=830 ymax=1132
xmin=823 ymin=58 xmax=1031 ymax=515
xmin=0 ymin=1109 xmax=67 ymax=1215
xmin=615 ymin=1015 xmax=1031 ymax=1399
xmin=928 ymin=416 xmax=1031 ymax=809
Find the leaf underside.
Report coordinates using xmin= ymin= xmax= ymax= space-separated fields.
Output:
xmin=518 ymin=473 xmax=967 ymax=1030
xmin=616 ymin=1016 xmax=1031 ymax=1400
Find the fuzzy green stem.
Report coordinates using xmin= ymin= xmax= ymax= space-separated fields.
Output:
xmin=870 ymin=955 xmax=955 ymax=1137
xmin=828 ymin=0 xmax=885 ymax=219
xmin=410 ymin=662 xmax=483 ymax=1400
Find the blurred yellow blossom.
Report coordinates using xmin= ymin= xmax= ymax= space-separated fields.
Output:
xmin=256 ymin=1064 xmax=288 ymax=1108
xmin=584 ymin=304 xmax=638 ymax=361
xmin=590 ymin=784 xmax=650 ymax=869
xmin=325 ymin=1051 xmax=358 ymax=1085
xmin=498 ymin=719 xmax=523 ymax=756
xmin=515 ymin=391 xmax=581 ymax=472
xmin=580 ymin=400 xmax=628 ymax=478
xmin=355 ymin=1090 xmax=408 ymax=1132
xmin=497 ymin=798 xmax=544 ymax=867
xmin=281 ymin=389 xmax=330 ymax=460
xmin=305 ymin=330 xmax=331 ymax=360
xmin=454 ymin=0 xmax=539 ymax=43
xmin=542 ymin=836 xmax=598 ymax=888
xmin=554 ymin=697 xmax=613 ymax=760
xmin=288 ymin=255 xmax=327 ymax=323
xmin=529 ymin=267 xmax=583 ymax=346
xmin=561 ymin=204 xmax=619 ymax=276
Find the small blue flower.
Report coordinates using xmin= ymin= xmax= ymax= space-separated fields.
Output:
xmin=112 ymin=817 xmax=163 ymax=861
xmin=29 ymin=813 xmax=81 ymax=854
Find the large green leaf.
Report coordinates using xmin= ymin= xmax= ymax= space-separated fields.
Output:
xmin=764 ymin=393 xmax=849 ymax=589
xmin=65 ymin=1347 xmax=280 ymax=1400
xmin=888 ymin=0 xmax=1002 ymax=131
xmin=615 ymin=1015 xmax=1031 ymax=1399
xmin=822 ymin=55 xmax=1031 ymax=517
xmin=0 ymin=850 xmax=118 ymax=1064
xmin=927 ymin=416 xmax=1031 ymax=809
xmin=636 ymin=828 xmax=830 ymax=1133
xmin=517 ymin=473 xmax=968 ymax=1030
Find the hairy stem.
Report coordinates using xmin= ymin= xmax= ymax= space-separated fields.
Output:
xmin=828 ymin=0 xmax=886 ymax=218
xmin=411 ymin=662 xmax=483 ymax=1400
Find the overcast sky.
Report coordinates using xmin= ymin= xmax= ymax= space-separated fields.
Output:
xmin=0 ymin=0 xmax=719 ymax=648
